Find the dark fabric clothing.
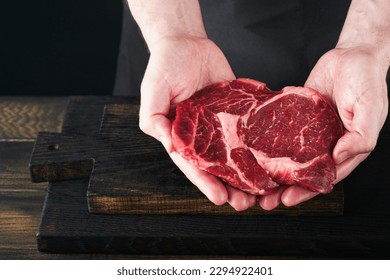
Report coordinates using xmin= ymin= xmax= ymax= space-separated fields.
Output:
xmin=113 ymin=0 xmax=351 ymax=96
xmin=113 ymin=3 xmax=149 ymax=96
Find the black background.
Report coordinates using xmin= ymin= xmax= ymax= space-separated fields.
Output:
xmin=0 ymin=1 xmax=123 ymax=96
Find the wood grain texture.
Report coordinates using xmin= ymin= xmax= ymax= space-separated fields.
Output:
xmin=0 ymin=142 xmax=197 ymax=260
xmin=0 ymin=142 xmax=49 ymax=259
xmin=0 ymin=98 xmax=138 ymax=259
xmin=0 ymin=100 xmax=197 ymax=260
xmin=60 ymin=96 xmax=133 ymax=137
xmin=37 ymin=176 xmax=390 ymax=258
xmin=0 ymin=97 xmax=67 ymax=140
xmin=30 ymin=99 xmax=344 ymax=215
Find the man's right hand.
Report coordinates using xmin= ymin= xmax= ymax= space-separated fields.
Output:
xmin=138 ymin=35 xmax=257 ymax=211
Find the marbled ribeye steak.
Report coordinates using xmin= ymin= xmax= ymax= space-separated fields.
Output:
xmin=172 ymin=78 xmax=343 ymax=195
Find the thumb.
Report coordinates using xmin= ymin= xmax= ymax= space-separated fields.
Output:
xmin=304 ymin=54 xmax=335 ymax=100
xmin=333 ymin=130 xmax=375 ymax=165
xmin=141 ymin=114 xmax=174 ymax=153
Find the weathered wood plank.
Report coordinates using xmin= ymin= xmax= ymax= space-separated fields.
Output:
xmin=0 ymin=142 xmax=47 ymax=190
xmin=0 ymin=142 xmax=201 ymax=259
xmin=0 ymin=97 xmax=68 ymax=140
xmin=60 ymin=96 xmax=134 ymax=136
xmin=0 ymin=142 xmax=47 ymax=259
xmin=37 ymin=176 xmax=390 ymax=258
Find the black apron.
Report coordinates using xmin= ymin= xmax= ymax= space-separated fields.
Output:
xmin=113 ymin=0 xmax=351 ymax=96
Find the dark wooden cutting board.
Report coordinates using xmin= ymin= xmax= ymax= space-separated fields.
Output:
xmin=30 ymin=96 xmax=343 ymax=215
xmin=28 ymin=96 xmax=390 ymax=257
xmin=37 ymin=177 xmax=385 ymax=257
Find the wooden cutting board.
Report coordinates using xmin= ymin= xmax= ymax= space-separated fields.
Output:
xmin=30 ymin=96 xmax=343 ymax=216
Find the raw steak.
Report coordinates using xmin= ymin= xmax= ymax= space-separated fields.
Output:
xmin=172 ymin=78 xmax=343 ymax=195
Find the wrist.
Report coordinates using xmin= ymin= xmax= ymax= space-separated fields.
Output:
xmin=127 ymin=0 xmax=207 ymax=49
xmin=336 ymin=0 xmax=390 ymax=68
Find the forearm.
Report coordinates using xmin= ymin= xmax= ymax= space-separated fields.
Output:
xmin=337 ymin=0 xmax=390 ymax=65
xmin=127 ymin=0 xmax=207 ymax=49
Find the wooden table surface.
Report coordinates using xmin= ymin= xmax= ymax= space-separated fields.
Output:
xmin=0 ymin=97 xmax=175 ymax=259
xmin=1 ymin=96 xmax=390 ymax=259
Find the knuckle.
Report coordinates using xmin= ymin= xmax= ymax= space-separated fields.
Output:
xmin=363 ymin=139 xmax=377 ymax=153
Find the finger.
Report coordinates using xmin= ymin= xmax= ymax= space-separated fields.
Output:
xmin=281 ymin=186 xmax=319 ymax=207
xmin=304 ymin=71 xmax=330 ymax=97
xmin=334 ymin=152 xmax=369 ymax=184
xmin=279 ymin=153 xmax=368 ymax=207
xmin=333 ymin=131 xmax=376 ymax=165
xmin=258 ymin=186 xmax=286 ymax=211
xmin=304 ymin=54 xmax=336 ymax=100
xmin=168 ymin=151 xmax=228 ymax=206
xmin=226 ymin=185 xmax=257 ymax=211
xmin=143 ymin=114 xmax=174 ymax=153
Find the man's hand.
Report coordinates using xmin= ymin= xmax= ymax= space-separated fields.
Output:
xmin=260 ymin=45 xmax=389 ymax=210
xmin=260 ymin=0 xmax=390 ymax=210
xmin=306 ymin=46 xmax=388 ymax=181
xmin=141 ymin=36 xmax=256 ymax=210
xmin=128 ymin=0 xmax=257 ymax=211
